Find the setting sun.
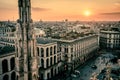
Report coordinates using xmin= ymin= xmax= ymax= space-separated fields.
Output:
xmin=84 ymin=10 xmax=91 ymax=17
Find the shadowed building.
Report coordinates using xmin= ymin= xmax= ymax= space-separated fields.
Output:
xmin=100 ymin=24 xmax=120 ymax=50
xmin=52 ymin=34 xmax=99 ymax=74
xmin=0 ymin=46 xmax=15 ymax=80
xmin=36 ymin=38 xmax=63 ymax=80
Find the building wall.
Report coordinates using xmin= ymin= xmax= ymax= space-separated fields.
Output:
xmin=37 ymin=42 xmax=63 ymax=80
xmin=100 ymin=31 xmax=120 ymax=49
xmin=0 ymin=34 xmax=99 ymax=80
xmin=0 ymin=53 xmax=15 ymax=80
xmin=0 ymin=37 xmax=15 ymax=47
xmin=55 ymin=34 xmax=99 ymax=72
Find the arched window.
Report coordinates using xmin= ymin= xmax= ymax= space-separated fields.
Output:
xmin=10 ymin=57 xmax=15 ymax=70
xmin=54 ymin=46 xmax=56 ymax=54
xmin=50 ymin=47 xmax=52 ymax=55
xmin=17 ymin=75 xmax=18 ymax=80
xmin=40 ymin=73 xmax=43 ymax=80
xmin=46 ymin=59 xmax=49 ymax=68
xmin=54 ymin=56 xmax=56 ymax=64
xmin=55 ymin=69 xmax=57 ymax=75
xmin=65 ymin=47 xmax=68 ymax=53
xmin=11 ymin=72 xmax=16 ymax=80
xmin=37 ymin=47 xmax=39 ymax=56
xmin=71 ymin=54 xmax=73 ymax=61
xmin=3 ymin=75 xmax=9 ymax=80
xmin=41 ymin=48 xmax=44 ymax=57
xmin=46 ymin=48 xmax=49 ymax=57
xmin=47 ymin=73 xmax=50 ymax=79
xmin=58 ymin=67 xmax=60 ymax=73
xmin=50 ymin=57 xmax=52 ymax=66
xmin=51 ymin=68 xmax=53 ymax=77
xmin=2 ymin=59 xmax=8 ymax=73
xmin=41 ymin=59 xmax=44 ymax=68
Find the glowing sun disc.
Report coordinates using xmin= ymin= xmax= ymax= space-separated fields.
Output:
xmin=84 ymin=10 xmax=91 ymax=16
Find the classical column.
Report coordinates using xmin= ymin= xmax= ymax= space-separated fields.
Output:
xmin=48 ymin=47 xmax=50 ymax=57
xmin=73 ymin=45 xmax=75 ymax=60
xmin=8 ymin=58 xmax=11 ymax=72
xmin=61 ymin=45 xmax=64 ymax=60
xmin=68 ymin=45 xmax=71 ymax=63
xmin=0 ymin=60 xmax=2 ymax=74
xmin=44 ymin=58 xmax=46 ymax=68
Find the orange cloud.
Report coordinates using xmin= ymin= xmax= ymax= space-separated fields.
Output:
xmin=32 ymin=7 xmax=51 ymax=12
xmin=100 ymin=12 xmax=120 ymax=15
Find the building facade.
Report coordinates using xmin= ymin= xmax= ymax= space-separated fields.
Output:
xmin=37 ymin=38 xmax=63 ymax=80
xmin=100 ymin=30 xmax=120 ymax=49
xmin=0 ymin=46 xmax=15 ymax=80
xmin=53 ymin=34 xmax=99 ymax=73
xmin=0 ymin=34 xmax=99 ymax=80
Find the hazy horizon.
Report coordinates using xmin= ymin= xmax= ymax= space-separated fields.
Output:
xmin=0 ymin=0 xmax=120 ymax=21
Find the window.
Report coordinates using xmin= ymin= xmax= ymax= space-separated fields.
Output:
xmin=46 ymin=48 xmax=49 ymax=57
xmin=54 ymin=56 xmax=56 ymax=64
xmin=46 ymin=59 xmax=49 ymax=68
xmin=10 ymin=57 xmax=15 ymax=70
xmin=3 ymin=75 xmax=9 ymax=80
xmin=40 ymin=73 xmax=43 ymax=80
xmin=50 ymin=57 xmax=52 ymax=66
xmin=55 ymin=69 xmax=57 ymax=75
xmin=71 ymin=54 xmax=73 ymax=60
xmin=17 ymin=75 xmax=18 ymax=80
xmin=41 ymin=59 xmax=44 ymax=68
xmin=58 ymin=67 xmax=60 ymax=72
xmin=59 ymin=47 xmax=61 ymax=52
xmin=37 ymin=47 xmax=39 ymax=56
xmin=2 ymin=59 xmax=8 ymax=73
xmin=54 ymin=46 xmax=56 ymax=54
xmin=71 ymin=47 xmax=73 ymax=53
xmin=11 ymin=72 xmax=16 ymax=80
xmin=51 ymin=68 xmax=54 ymax=77
xmin=50 ymin=47 xmax=52 ymax=55
xmin=47 ymin=73 xmax=50 ymax=79
xmin=64 ymin=48 xmax=68 ymax=53
xmin=41 ymin=48 xmax=44 ymax=57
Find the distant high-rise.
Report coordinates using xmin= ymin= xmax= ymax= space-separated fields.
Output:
xmin=15 ymin=0 xmax=38 ymax=80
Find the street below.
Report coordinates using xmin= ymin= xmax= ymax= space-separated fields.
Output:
xmin=66 ymin=52 xmax=119 ymax=80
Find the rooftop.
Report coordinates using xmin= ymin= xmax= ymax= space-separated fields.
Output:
xmin=100 ymin=30 xmax=120 ymax=34
xmin=0 ymin=46 xmax=15 ymax=56
xmin=51 ymin=31 xmax=95 ymax=40
xmin=37 ymin=38 xmax=55 ymax=44
xmin=52 ymin=34 xmax=97 ymax=43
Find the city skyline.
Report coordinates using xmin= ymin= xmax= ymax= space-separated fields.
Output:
xmin=0 ymin=0 xmax=120 ymax=21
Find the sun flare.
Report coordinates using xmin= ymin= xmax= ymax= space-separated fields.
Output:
xmin=84 ymin=10 xmax=91 ymax=16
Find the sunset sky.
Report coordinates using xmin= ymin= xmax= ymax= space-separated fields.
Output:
xmin=0 ymin=0 xmax=120 ymax=21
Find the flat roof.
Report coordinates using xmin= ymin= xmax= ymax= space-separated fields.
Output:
xmin=37 ymin=38 xmax=55 ymax=44
xmin=100 ymin=30 xmax=120 ymax=34
xmin=52 ymin=34 xmax=97 ymax=43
